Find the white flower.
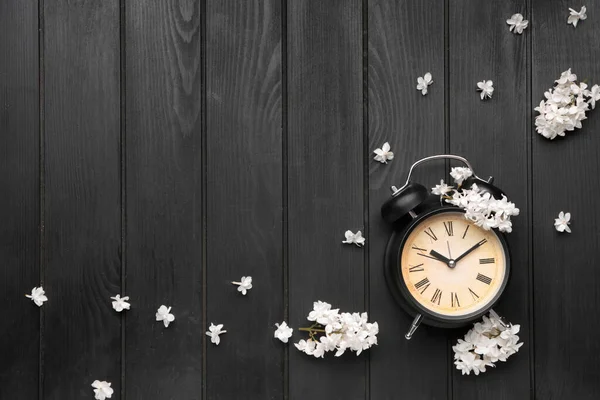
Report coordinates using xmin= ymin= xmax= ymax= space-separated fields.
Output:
xmin=206 ymin=323 xmax=227 ymax=345
xmin=588 ymin=85 xmax=600 ymax=109
xmin=231 ymin=276 xmax=253 ymax=295
xmin=111 ymin=294 xmax=130 ymax=312
xmin=373 ymin=142 xmax=394 ymax=164
xmin=295 ymin=301 xmax=378 ymax=358
xmin=568 ymin=6 xmax=587 ymax=27
xmin=477 ymin=80 xmax=494 ymax=100
xmin=416 ymin=72 xmax=433 ymax=95
xmin=155 ymin=305 xmax=175 ymax=328
xmin=91 ymin=380 xmax=113 ymax=400
xmin=431 ymin=179 xmax=453 ymax=196
xmin=342 ymin=230 xmax=365 ymax=247
xmin=554 ymin=211 xmax=571 ymax=233
xmin=449 ymin=167 xmax=473 ymax=185
xmin=25 ymin=286 xmax=47 ymax=307
xmin=506 ymin=13 xmax=529 ymax=34
xmin=555 ymin=68 xmax=577 ymax=85
xmin=274 ymin=321 xmax=294 ymax=343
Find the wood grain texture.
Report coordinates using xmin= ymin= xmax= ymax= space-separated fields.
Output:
xmin=532 ymin=1 xmax=600 ymax=398
xmin=0 ymin=1 xmax=40 ymax=398
xmin=205 ymin=0 xmax=283 ymax=398
xmin=448 ymin=0 xmax=532 ymax=398
xmin=125 ymin=1 xmax=203 ymax=398
xmin=287 ymin=0 xmax=366 ymax=398
xmin=367 ymin=1 xmax=449 ymax=398
xmin=42 ymin=1 xmax=122 ymax=398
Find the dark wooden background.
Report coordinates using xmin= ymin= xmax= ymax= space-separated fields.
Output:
xmin=2 ymin=0 xmax=599 ymax=399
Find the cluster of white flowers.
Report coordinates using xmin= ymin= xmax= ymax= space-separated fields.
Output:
xmin=453 ymin=310 xmax=523 ymax=376
xmin=535 ymin=68 xmax=600 ymax=140
xmin=446 ymin=182 xmax=519 ymax=233
xmin=294 ymin=301 xmax=378 ymax=358
xmin=446 ymin=167 xmax=519 ymax=232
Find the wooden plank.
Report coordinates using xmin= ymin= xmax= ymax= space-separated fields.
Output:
xmin=205 ymin=0 xmax=283 ymax=398
xmin=0 ymin=1 xmax=40 ymax=398
xmin=532 ymin=1 xmax=600 ymax=398
xmin=125 ymin=1 xmax=203 ymax=398
xmin=448 ymin=0 xmax=531 ymax=397
xmin=368 ymin=0 xmax=448 ymax=398
xmin=42 ymin=1 xmax=121 ymax=398
xmin=287 ymin=0 xmax=366 ymax=397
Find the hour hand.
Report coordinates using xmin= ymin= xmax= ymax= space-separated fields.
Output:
xmin=429 ymin=249 xmax=452 ymax=264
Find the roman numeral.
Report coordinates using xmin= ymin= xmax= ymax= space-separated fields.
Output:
xmin=443 ymin=221 xmax=454 ymax=236
xmin=424 ymin=227 xmax=438 ymax=241
xmin=408 ymin=263 xmax=424 ymax=273
xmin=431 ymin=288 xmax=442 ymax=305
xmin=469 ymin=288 xmax=479 ymax=301
xmin=479 ymin=257 xmax=495 ymax=264
xmin=451 ymin=292 xmax=460 ymax=308
xmin=412 ymin=245 xmax=427 ymax=252
xmin=476 ymin=273 xmax=492 ymax=285
xmin=462 ymin=225 xmax=470 ymax=239
xmin=414 ymin=277 xmax=430 ymax=294
xmin=415 ymin=277 xmax=429 ymax=289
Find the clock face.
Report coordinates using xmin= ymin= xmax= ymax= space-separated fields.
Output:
xmin=400 ymin=210 xmax=508 ymax=317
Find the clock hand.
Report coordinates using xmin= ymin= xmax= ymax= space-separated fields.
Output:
xmin=454 ymin=238 xmax=487 ymax=263
xmin=428 ymin=249 xmax=452 ymax=264
xmin=417 ymin=252 xmax=442 ymax=262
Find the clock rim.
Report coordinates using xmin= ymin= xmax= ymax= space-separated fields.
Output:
xmin=384 ymin=206 xmax=511 ymax=328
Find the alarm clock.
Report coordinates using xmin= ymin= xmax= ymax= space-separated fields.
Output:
xmin=381 ymin=155 xmax=511 ymax=339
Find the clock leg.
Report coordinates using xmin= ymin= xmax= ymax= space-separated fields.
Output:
xmin=405 ymin=313 xmax=423 ymax=340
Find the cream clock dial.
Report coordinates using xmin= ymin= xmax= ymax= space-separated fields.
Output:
xmin=400 ymin=211 xmax=507 ymax=317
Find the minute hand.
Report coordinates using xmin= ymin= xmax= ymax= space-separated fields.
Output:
xmin=454 ymin=239 xmax=487 ymax=263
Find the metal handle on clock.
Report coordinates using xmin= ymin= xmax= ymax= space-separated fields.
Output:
xmin=390 ymin=154 xmax=483 ymax=196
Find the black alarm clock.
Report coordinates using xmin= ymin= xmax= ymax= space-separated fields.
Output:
xmin=381 ymin=155 xmax=511 ymax=339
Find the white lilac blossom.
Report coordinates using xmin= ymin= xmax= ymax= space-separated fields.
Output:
xmin=274 ymin=321 xmax=294 ymax=343
xmin=111 ymin=295 xmax=130 ymax=312
xmin=449 ymin=167 xmax=473 ymax=186
xmin=568 ymin=6 xmax=587 ymax=27
xmin=373 ymin=142 xmax=394 ymax=164
xmin=231 ymin=276 xmax=253 ymax=295
xmin=91 ymin=380 xmax=114 ymax=400
xmin=416 ymin=72 xmax=433 ymax=95
xmin=477 ymin=80 xmax=494 ymax=100
xmin=554 ymin=211 xmax=572 ymax=233
xmin=294 ymin=301 xmax=378 ymax=358
xmin=453 ymin=310 xmax=523 ymax=375
xmin=25 ymin=286 xmax=48 ymax=307
xmin=342 ymin=230 xmax=365 ymax=247
xmin=506 ymin=13 xmax=529 ymax=34
xmin=206 ymin=323 xmax=227 ymax=345
xmin=535 ymin=69 xmax=599 ymax=139
xmin=446 ymin=183 xmax=519 ymax=233
xmin=431 ymin=179 xmax=454 ymax=196
xmin=155 ymin=305 xmax=175 ymax=328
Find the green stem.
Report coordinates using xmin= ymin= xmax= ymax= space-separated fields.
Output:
xmin=298 ymin=327 xmax=326 ymax=333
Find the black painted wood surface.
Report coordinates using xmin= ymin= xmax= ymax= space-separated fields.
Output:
xmin=2 ymin=0 xmax=600 ymax=398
